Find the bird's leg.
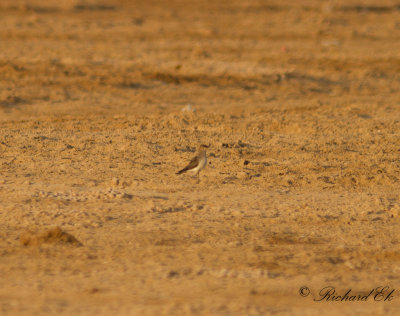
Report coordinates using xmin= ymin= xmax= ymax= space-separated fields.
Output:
xmin=197 ymin=172 xmax=200 ymax=184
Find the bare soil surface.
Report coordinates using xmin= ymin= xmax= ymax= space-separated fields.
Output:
xmin=1 ymin=0 xmax=400 ymax=315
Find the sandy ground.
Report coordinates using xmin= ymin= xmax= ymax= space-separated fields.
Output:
xmin=1 ymin=0 xmax=400 ymax=315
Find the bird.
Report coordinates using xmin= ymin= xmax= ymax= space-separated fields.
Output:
xmin=176 ymin=144 xmax=209 ymax=183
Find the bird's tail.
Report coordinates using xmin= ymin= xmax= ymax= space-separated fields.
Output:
xmin=176 ymin=168 xmax=188 ymax=175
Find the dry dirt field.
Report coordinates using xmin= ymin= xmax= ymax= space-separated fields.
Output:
xmin=1 ymin=0 xmax=400 ymax=315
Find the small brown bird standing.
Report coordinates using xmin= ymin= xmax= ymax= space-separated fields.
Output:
xmin=176 ymin=144 xmax=209 ymax=183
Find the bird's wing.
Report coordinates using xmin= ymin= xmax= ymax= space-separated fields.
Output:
xmin=176 ymin=155 xmax=199 ymax=174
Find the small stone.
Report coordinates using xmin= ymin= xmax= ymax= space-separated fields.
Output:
xmin=195 ymin=204 xmax=204 ymax=211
